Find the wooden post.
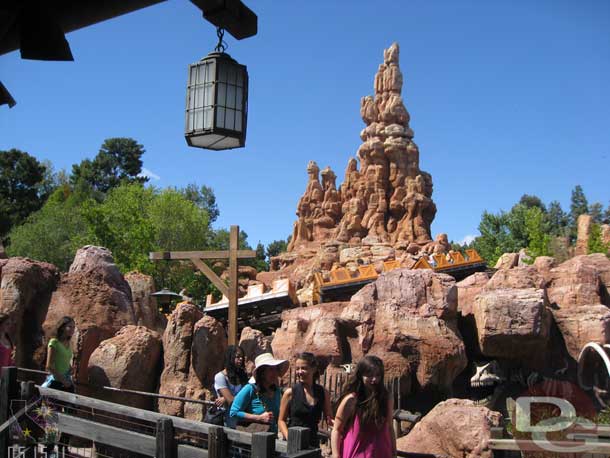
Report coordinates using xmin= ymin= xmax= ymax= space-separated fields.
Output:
xmin=228 ymin=225 xmax=239 ymax=345
xmin=287 ymin=426 xmax=310 ymax=453
xmin=251 ymin=431 xmax=275 ymax=458
xmin=155 ymin=418 xmax=174 ymax=458
xmin=207 ymin=425 xmax=227 ymax=458
xmin=0 ymin=367 xmax=18 ymax=456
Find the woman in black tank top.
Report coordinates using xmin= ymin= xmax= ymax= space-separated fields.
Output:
xmin=278 ymin=352 xmax=333 ymax=447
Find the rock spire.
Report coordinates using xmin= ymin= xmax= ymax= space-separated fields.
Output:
xmin=288 ymin=43 xmax=436 ymax=252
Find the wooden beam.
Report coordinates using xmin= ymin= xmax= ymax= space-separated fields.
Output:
xmin=58 ymin=413 xmax=157 ymax=456
xmin=39 ymin=386 xmax=289 ymax=453
xmin=228 ymin=225 xmax=239 ymax=346
xmin=190 ymin=0 xmax=258 ymax=40
xmin=149 ymin=250 xmax=255 ymax=261
xmin=190 ymin=257 xmax=229 ymax=297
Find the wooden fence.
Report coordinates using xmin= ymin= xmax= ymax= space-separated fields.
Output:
xmin=0 ymin=367 xmax=321 ymax=458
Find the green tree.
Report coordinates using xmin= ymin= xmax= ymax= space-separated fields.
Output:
xmin=546 ymin=200 xmax=569 ymax=236
xmin=71 ymin=138 xmax=148 ymax=194
xmin=0 ymin=149 xmax=47 ymax=238
xmin=524 ymin=206 xmax=551 ymax=260
xmin=182 ymin=184 xmax=219 ymax=223
xmin=7 ymin=184 xmax=94 ymax=270
xmin=569 ymin=185 xmax=588 ymax=240
xmin=266 ymin=239 xmax=288 ymax=259
xmin=472 ymin=211 xmax=520 ymax=266
xmin=253 ymin=242 xmax=268 ymax=271
xmin=589 ymin=202 xmax=604 ymax=224
xmin=518 ymin=194 xmax=546 ymax=211
xmin=588 ymin=223 xmax=610 ymax=255
xmin=603 ymin=203 xmax=610 ymax=225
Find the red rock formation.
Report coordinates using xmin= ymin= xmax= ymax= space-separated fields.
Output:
xmin=576 ymin=214 xmax=593 ymax=256
xmin=88 ymin=325 xmax=162 ymax=409
xmin=158 ymin=304 xmax=226 ymax=420
xmin=456 ymin=272 xmax=490 ymax=317
xmin=547 ymin=255 xmax=605 ymax=308
xmin=158 ymin=302 xmax=203 ymax=417
xmin=288 ymin=42 xmax=436 ymax=253
xmin=184 ymin=315 xmax=227 ymax=420
xmin=239 ymin=326 xmax=271 ymax=375
xmin=397 ymin=399 xmax=502 ymax=458
xmin=553 ymin=305 xmax=610 ymax=359
xmin=42 ymin=246 xmax=136 ymax=384
xmin=0 ymin=257 xmax=59 ymax=368
xmin=272 ymin=269 xmax=466 ymax=394
xmin=125 ymin=272 xmax=167 ymax=333
xmin=473 ymin=288 xmax=551 ymax=368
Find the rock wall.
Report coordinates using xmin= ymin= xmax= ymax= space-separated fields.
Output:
xmin=42 ymin=246 xmax=137 ymax=385
xmin=0 ymin=257 xmax=59 ymax=367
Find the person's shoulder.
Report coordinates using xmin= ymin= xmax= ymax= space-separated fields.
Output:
xmin=48 ymin=338 xmax=58 ymax=348
xmin=282 ymin=387 xmax=293 ymax=399
xmin=214 ymin=371 xmax=227 ymax=382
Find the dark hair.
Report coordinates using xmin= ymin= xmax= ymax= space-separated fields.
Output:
xmin=55 ymin=316 xmax=75 ymax=341
xmin=0 ymin=313 xmax=13 ymax=347
xmin=295 ymin=352 xmax=320 ymax=381
xmin=224 ymin=345 xmax=247 ymax=386
xmin=338 ymin=355 xmax=388 ymax=427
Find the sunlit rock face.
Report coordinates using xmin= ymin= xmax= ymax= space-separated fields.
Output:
xmin=288 ymin=43 xmax=436 ymax=255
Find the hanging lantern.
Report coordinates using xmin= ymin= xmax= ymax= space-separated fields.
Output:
xmin=185 ymin=29 xmax=248 ymax=150
xmin=151 ymin=288 xmax=182 ymax=314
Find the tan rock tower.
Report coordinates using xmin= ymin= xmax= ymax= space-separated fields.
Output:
xmin=288 ymin=43 xmax=436 ymax=253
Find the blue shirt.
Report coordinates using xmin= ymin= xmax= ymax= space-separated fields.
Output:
xmin=229 ymin=383 xmax=282 ymax=433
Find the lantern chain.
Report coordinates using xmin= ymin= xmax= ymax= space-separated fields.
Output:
xmin=215 ymin=27 xmax=228 ymax=53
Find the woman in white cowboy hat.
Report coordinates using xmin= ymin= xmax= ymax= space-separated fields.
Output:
xmin=230 ymin=352 xmax=289 ymax=433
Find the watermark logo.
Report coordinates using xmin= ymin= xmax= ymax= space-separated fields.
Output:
xmin=513 ymin=379 xmax=602 ymax=454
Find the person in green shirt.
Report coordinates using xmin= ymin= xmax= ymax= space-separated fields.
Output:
xmin=44 ymin=316 xmax=75 ymax=392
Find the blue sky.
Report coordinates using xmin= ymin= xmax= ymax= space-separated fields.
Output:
xmin=1 ymin=0 xmax=609 ymax=249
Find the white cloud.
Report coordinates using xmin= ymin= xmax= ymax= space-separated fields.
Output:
xmin=459 ymin=234 xmax=477 ymax=246
xmin=139 ymin=167 xmax=161 ymax=181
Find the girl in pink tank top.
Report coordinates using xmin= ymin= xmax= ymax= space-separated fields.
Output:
xmin=331 ymin=356 xmax=396 ymax=458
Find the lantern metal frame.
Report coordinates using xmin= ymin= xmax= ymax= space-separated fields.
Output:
xmin=184 ymin=50 xmax=248 ymax=150
xmin=151 ymin=288 xmax=182 ymax=314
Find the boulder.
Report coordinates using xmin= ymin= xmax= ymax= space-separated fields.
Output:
xmin=42 ymin=246 xmax=136 ymax=384
xmin=0 ymin=257 xmax=59 ymax=367
xmin=239 ymin=327 xmax=272 ymax=375
xmin=125 ymin=272 xmax=167 ymax=333
xmin=87 ymin=326 xmax=162 ymax=409
xmin=158 ymin=302 xmax=203 ymax=417
xmin=484 ymin=266 xmax=545 ymax=290
xmin=271 ymin=269 xmax=468 ymax=395
xmin=473 ymin=288 xmax=551 ymax=368
xmin=184 ymin=315 xmax=227 ymax=421
xmin=533 ymin=256 xmax=556 ymax=282
xmin=552 ymin=305 xmax=610 ymax=360
xmin=397 ymin=398 xmax=502 ymax=458
xmin=273 ymin=302 xmax=347 ymax=367
xmin=456 ymin=272 xmax=490 ymax=317
xmin=547 ymin=255 xmax=604 ymax=308
xmin=494 ymin=253 xmax=519 ymax=270
xmin=345 ymin=269 xmax=466 ymax=391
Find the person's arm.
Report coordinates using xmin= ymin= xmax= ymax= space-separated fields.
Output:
xmin=331 ymin=394 xmax=356 ymax=458
xmin=229 ymin=385 xmax=273 ymax=424
xmin=213 ymin=372 xmax=233 ymax=407
xmin=323 ymin=388 xmax=334 ymax=427
xmin=387 ymin=395 xmax=396 ymax=458
xmin=278 ymin=388 xmax=292 ymax=440
xmin=46 ymin=341 xmax=71 ymax=387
